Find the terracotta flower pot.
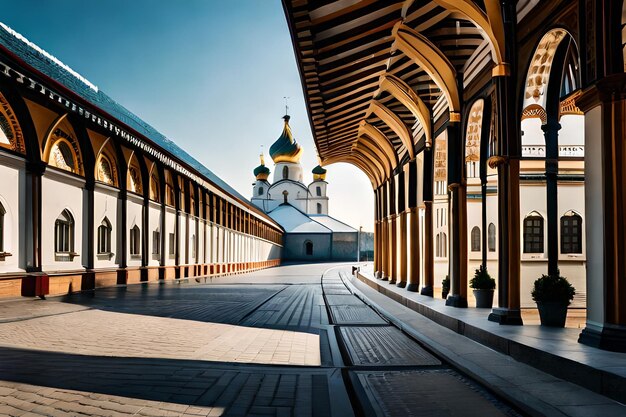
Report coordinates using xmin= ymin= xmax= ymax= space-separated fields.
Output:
xmin=473 ymin=289 xmax=494 ymax=308
xmin=537 ymin=301 xmax=568 ymax=327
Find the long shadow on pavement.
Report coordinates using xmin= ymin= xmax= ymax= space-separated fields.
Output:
xmin=0 ymin=346 xmax=335 ymax=416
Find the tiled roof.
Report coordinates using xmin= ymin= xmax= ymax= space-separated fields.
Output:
xmin=0 ymin=23 xmax=250 ymax=204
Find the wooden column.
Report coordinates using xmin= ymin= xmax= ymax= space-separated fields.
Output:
xmin=381 ymin=182 xmax=390 ymax=280
xmin=407 ymin=159 xmax=421 ymax=292
xmin=397 ymin=169 xmax=407 ymax=287
xmin=388 ymin=177 xmax=398 ymax=284
xmin=445 ymin=118 xmax=468 ymax=308
xmin=421 ymin=145 xmax=434 ymax=296
xmin=488 ymin=0 xmax=523 ymax=324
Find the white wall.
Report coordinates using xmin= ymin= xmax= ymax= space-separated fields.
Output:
xmin=93 ymin=186 xmax=119 ymax=268
xmin=164 ymin=207 xmax=176 ymax=266
xmin=0 ymin=162 xmax=22 ymax=273
xmin=126 ymin=196 xmax=143 ymax=268
xmin=148 ymin=202 xmax=161 ymax=266
xmin=41 ymin=172 xmax=83 ymax=272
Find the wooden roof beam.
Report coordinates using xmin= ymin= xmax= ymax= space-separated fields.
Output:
xmin=377 ymin=73 xmax=432 ymax=147
xmin=358 ymin=120 xmax=399 ymax=169
xmin=392 ymin=22 xmax=461 ymax=118
xmin=366 ymin=100 xmax=415 ymax=159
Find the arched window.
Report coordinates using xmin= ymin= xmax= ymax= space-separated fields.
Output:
xmin=191 ymin=234 xmax=196 ymax=259
xmin=442 ymin=233 xmax=447 ymax=258
xmin=316 ymin=203 xmax=322 ymax=214
xmin=465 ymin=99 xmax=484 ymax=179
xmin=97 ymin=218 xmax=112 ymax=254
xmin=523 ymin=212 xmax=544 ymax=253
xmin=436 ymin=233 xmax=441 ymax=257
xmin=130 ymin=225 xmax=140 ymax=256
xmin=128 ymin=166 xmax=142 ymax=194
xmin=49 ymin=140 xmax=76 ymax=173
xmin=282 ymin=165 xmax=289 ymax=179
xmin=55 ymin=209 xmax=74 ymax=257
xmin=152 ymin=228 xmax=160 ymax=255
xmin=305 ymin=240 xmax=313 ymax=256
xmin=150 ymin=174 xmax=160 ymax=202
xmin=0 ymin=202 xmax=5 ymax=253
xmin=561 ymin=211 xmax=582 ymax=254
xmin=488 ymin=223 xmax=496 ymax=252
xmin=471 ymin=227 xmax=480 ymax=252
xmin=258 ymin=186 xmax=264 ymax=196
xmin=96 ymin=153 xmax=116 ymax=186
xmin=316 ymin=186 xmax=322 ymax=196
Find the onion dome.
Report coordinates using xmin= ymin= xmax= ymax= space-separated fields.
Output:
xmin=269 ymin=115 xmax=303 ymax=163
xmin=254 ymin=153 xmax=270 ymax=180
xmin=312 ymin=164 xmax=327 ymax=181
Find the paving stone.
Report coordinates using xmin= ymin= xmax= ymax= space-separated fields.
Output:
xmin=339 ymin=326 xmax=441 ymax=367
xmin=329 ymin=305 xmax=387 ymax=325
xmin=325 ymin=295 xmax=364 ymax=306
xmin=354 ymin=369 xmax=521 ymax=417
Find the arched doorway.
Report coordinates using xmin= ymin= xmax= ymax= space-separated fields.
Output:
xmin=304 ymin=240 xmax=313 ymax=256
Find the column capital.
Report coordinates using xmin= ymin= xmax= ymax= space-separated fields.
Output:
xmin=487 ymin=155 xmax=508 ymax=169
xmin=449 ymin=112 xmax=461 ymax=123
xmin=492 ymin=62 xmax=511 ymax=77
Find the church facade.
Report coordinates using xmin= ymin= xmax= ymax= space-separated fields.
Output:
xmin=251 ymin=116 xmax=358 ymax=262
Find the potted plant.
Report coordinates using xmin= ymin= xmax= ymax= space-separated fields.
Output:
xmin=441 ymin=275 xmax=450 ymax=299
xmin=531 ymin=272 xmax=575 ymax=327
xmin=469 ymin=265 xmax=496 ymax=308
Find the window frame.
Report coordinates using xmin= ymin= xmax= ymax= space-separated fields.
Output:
xmin=130 ymin=225 xmax=141 ymax=258
xmin=471 ymin=226 xmax=480 ymax=252
xmin=561 ymin=212 xmax=582 ymax=254
xmin=55 ymin=209 xmax=76 ymax=261
xmin=523 ymin=213 xmax=544 ymax=254
xmin=488 ymin=223 xmax=496 ymax=252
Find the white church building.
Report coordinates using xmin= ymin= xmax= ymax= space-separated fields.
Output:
xmin=251 ymin=115 xmax=358 ymax=261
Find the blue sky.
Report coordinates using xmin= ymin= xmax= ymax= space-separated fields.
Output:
xmin=1 ymin=0 xmax=374 ymax=231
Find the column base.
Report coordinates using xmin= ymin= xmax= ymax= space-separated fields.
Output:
xmin=381 ymin=275 xmax=389 ymax=281
xmin=388 ymin=278 xmax=397 ymax=285
xmin=579 ymin=324 xmax=626 ymax=353
xmin=396 ymin=281 xmax=407 ymax=288
xmin=375 ymin=271 xmax=382 ymax=279
xmin=406 ymin=283 xmax=420 ymax=292
xmin=420 ymin=286 xmax=433 ymax=297
xmin=445 ymin=295 xmax=468 ymax=308
xmin=488 ymin=308 xmax=523 ymax=325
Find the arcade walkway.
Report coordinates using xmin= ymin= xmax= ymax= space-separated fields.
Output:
xmin=0 ymin=264 xmax=623 ymax=416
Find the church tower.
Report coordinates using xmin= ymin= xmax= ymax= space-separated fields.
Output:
xmin=270 ymin=115 xmax=304 ymax=183
xmin=308 ymin=164 xmax=328 ymax=215
xmin=251 ymin=153 xmax=270 ymax=210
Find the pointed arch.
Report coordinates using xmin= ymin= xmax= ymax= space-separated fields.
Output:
xmin=127 ymin=152 xmax=143 ymax=195
xmin=0 ymin=92 xmax=26 ymax=154
xmin=42 ymin=114 xmax=84 ymax=175
xmin=95 ymin=138 xmax=119 ymax=187
xmin=392 ymin=22 xmax=461 ymax=114
xmin=148 ymin=162 xmax=160 ymax=203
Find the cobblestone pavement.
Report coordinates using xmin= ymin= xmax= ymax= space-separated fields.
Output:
xmin=0 ymin=263 xmax=523 ymax=416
